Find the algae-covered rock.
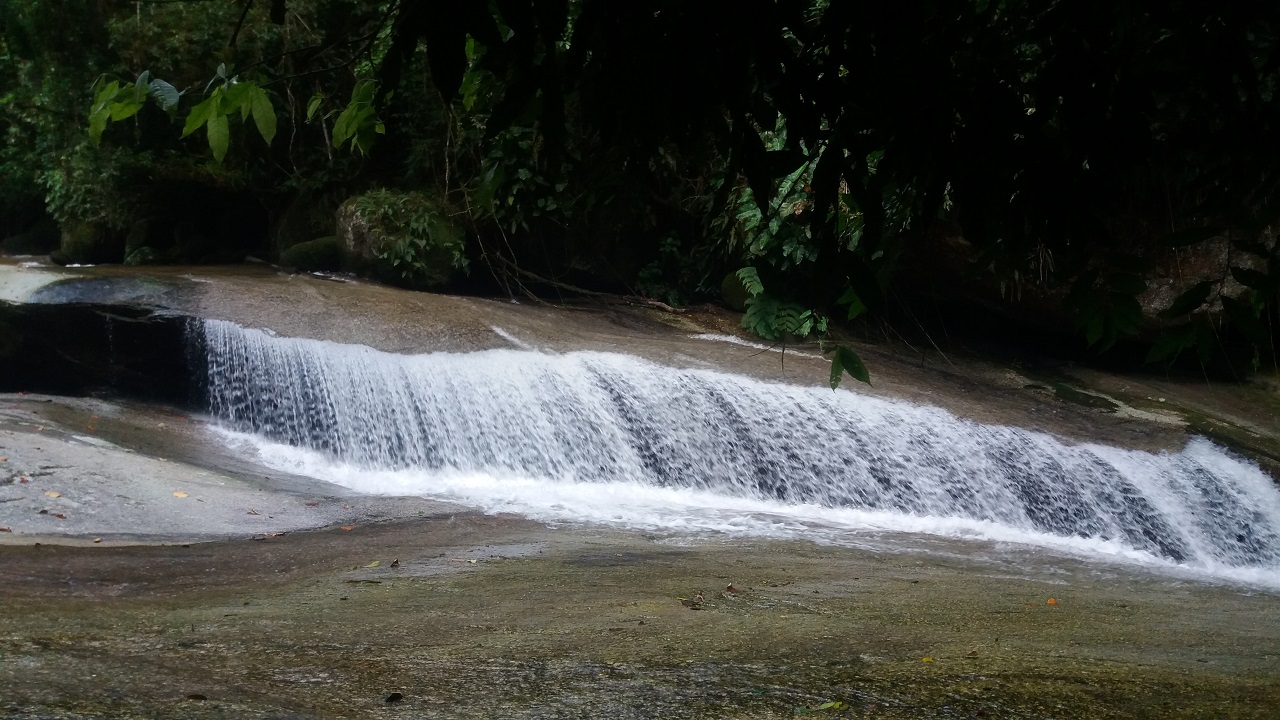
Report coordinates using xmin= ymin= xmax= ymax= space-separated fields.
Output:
xmin=280 ymin=236 xmax=343 ymax=272
xmin=337 ymin=190 xmax=469 ymax=290
xmin=51 ymin=221 xmax=124 ymax=265
xmin=124 ymin=246 xmax=159 ymax=266
xmin=720 ymin=271 xmax=751 ymax=312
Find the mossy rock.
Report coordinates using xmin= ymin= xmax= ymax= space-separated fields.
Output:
xmin=721 ymin=271 xmax=751 ymax=312
xmin=51 ymin=221 xmax=124 ymax=265
xmin=124 ymin=246 xmax=160 ymax=266
xmin=280 ymin=236 xmax=344 ymax=273
xmin=337 ymin=190 xmax=469 ymax=290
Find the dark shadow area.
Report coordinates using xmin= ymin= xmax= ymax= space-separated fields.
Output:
xmin=0 ymin=301 xmax=202 ymax=407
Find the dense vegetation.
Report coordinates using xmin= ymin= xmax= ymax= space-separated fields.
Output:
xmin=2 ymin=1 xmax=1278 ymax=383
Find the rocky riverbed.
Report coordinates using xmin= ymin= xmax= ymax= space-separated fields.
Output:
xmin=2 ymin=259 xmax=1279 ymax=717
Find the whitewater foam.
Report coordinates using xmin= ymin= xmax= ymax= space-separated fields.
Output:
xmin=201 ymin=319 xmax=1280 ymax=588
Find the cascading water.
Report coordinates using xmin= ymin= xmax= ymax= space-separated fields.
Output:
xmin=201 ymin=319 xmax=1280 ymax=586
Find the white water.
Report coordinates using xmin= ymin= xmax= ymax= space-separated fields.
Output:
xmin=201 ymin=319 xmax=1280 ymax=587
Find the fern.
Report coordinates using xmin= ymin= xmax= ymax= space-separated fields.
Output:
xmin=736 ymin=266 xmax=765 ymax=296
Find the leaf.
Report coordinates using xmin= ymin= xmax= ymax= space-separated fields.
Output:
xmin=221 ymin=82 xmax=253 ymax=118
xmin=173 ymin=490 xmax=189 ymax=498
xmin=339 ymin=525 xmax=355 ymax=531
xmin=837 ymin=286 xmax=867 ymax=320
xmin=1047 ymin=598 xmax=1058 ymax=605
xmin=1231 ymin=267 xmax=1270 ymax=292
xmin=365 ymin=560 xmax=381 ymax=568
xmin=250 ymin=88 xmax=276 ymax=145
xmin=182 ymin=94 xmax=218 ymax=137
xmin=206 ymin=114 xmax=229 ymax=162
xmin=922 ymin=656 xmax=934 ymax=663
xmin=1159 ymin=281 xmax=1214 ymax=318
xmin=1221 ymin=294 xmax=1270 ymax=345
xmin=148 ymin=78 xmax=181 ymax=111
xmin=108 ymin=97 xmax=144 ymax=121
xmin=1146 ymin=331 xmax=1193 ymax=364
xmin=830 ymin=345 xmax=870 ymax=389
xmin=44 ymin=490 xmax=60 ymax=498
xmin=306 ymin=93 xmax=324 ymax=121
xmin=764 ymin=149 xmax=809 ymax=178
xmin=736 ymin=267 xmax=765 ymax=296
xmin=88 ymin=107 xmax=109 ymax=145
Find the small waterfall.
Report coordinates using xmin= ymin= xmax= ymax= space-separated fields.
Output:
xmin=202 ymin=319 xmax=1280 ymax=580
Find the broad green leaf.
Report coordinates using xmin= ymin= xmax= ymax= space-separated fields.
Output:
xmin=351 ymin=79 xmax=376 ymax=105
xmin=837 ymin=285 xmax=867 ymax=320
xmin=148 ymin=78 xmax=180 ymax=111
xmin=108 ymin=97 xmax=143 ymax=121
xmin=830 ymin=345 xmax=869 ymax=388
xmin=250 ymin=88 xmax=276 ymax=145
xmin=93 ymin=80 xmax=120 ymax=107
xmin=183 ymin=94 xmax=218 ymax=137
xmin=1159 ymin=280 xmax=1214 ymax=318
xmin=206 ymin=114 xmax=229 ymax=163
xmin=221 ymin=82 xmax=253 ymax=118
xmin=88 ymin=107 xmax=109 ymax=144
xmin=306 ymin=93 xmax=324 ymax=122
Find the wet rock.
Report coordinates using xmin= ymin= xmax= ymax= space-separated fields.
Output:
xmin=52 ymin=221 xmax=124 ymax=266
xmin=720 ymin=271 xmax=750 ymax=312
xmin=279 ymin=236 xmax=343 ymax=273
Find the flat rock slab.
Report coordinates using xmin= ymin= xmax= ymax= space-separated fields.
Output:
xmin=0 ymin=394 xmax=461 ymax=544
xmin=2 ymin=518 xmax=1278 ymax=718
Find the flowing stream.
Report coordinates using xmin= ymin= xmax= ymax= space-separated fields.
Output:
xmin=202 ymin=319 xmax=1280 ymax=587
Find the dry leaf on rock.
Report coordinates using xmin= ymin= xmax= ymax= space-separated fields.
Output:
xmin=339 ymin=525 xmax=355 ymax=531
xmin=173 ymin=491 xmax=189 ymax=498
xmin=44 ymin=490 xmax=60 ymax=498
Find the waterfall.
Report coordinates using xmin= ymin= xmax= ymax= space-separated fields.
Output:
xmin=201 ymin=319 xmax=1280 ymax=583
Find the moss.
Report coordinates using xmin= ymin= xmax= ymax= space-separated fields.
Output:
xmin=279 ymin=235 xmax=343 ymax=273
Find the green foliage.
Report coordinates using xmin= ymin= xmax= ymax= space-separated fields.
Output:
xmin=179 ymin=77 xmax=277 ymax=163
xmin=350 ymin=189 xmax=469 ymax=288
xmin=635 ymin=234 xmax=697 ymax=306
xmin=742 ymin=294 xmax=822 ymax=342
xmin=331 ymin=81 xmax=383 ymax=156
xmin=1159 ymin=282 xmax=1215 ymax=320
xmin=1067 ymin=262 xmax=1150 ymax=352
xmin=828 ymin=346 xmax=869 ymax=389
xmin=736 ymin=267 xmax=765 ymax=297
xmin=42 ymin=142 xmax=140 ymax=229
